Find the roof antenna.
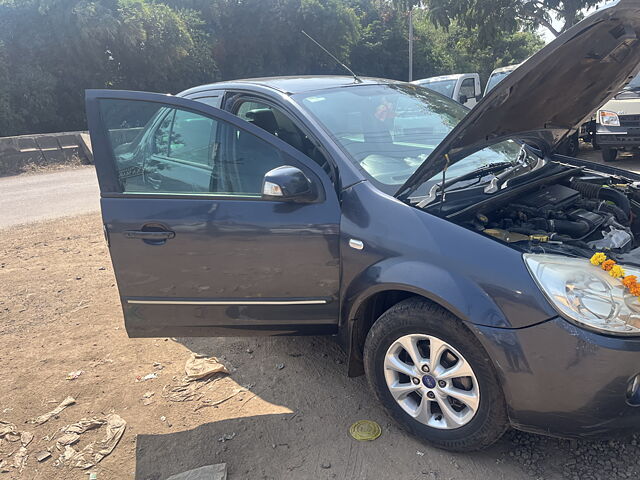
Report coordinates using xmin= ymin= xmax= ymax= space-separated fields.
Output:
xmin=301 ymin=30 xmax=362 ymax=83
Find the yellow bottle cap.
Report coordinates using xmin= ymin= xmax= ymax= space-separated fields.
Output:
xmin=349 ymin=420 xmax=381 ymax=441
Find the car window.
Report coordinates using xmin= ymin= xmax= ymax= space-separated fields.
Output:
xmin=485 ymin=71 xmax=512 ymax=93
xmin=234 ymin=99 xmax=332 ymax=175
xmin=98 ymin=99 xmax=289 ymax=196
xmin=418 ymin=80 xmax=456 ymax=98
xmin=295 ymin=84 xmax=521 ymax=195
xmin=459 ymin=78 xmax=476 ymax=99
xmin=192 ymin=96 xmax=222 ymax=108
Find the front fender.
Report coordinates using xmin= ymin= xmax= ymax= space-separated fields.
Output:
xmin=343 ymin=258 xmax=507 ymax=328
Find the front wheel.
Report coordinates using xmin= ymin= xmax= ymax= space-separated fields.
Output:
xmin=602 ymin=148 xmax=618 ymax=162
xmin=363 ymin=298 xmax=508 ymax=452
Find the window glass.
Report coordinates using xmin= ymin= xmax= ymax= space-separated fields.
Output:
xmin=235 ymin=99 xmax=331 ymax=174
xmin=98 ymin=99 xmax=288 ymax=196
xmin=295 ymin=84 xmax=522 ymax=195
xmin=192 ymin=96 xmax=222 ymax=108
xmin=418 ymin=80 xmax=456 ymax=98
xmin=168 ymin=109 xmax=215 ymax=166
xmin=485 ymin=70 xmax=513 ymax=93
xmin=459 ymin=78 xmax=476 ymax=99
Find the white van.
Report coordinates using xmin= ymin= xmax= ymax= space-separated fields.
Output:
xmin=412 ymin=73 xmax=481 ymax=108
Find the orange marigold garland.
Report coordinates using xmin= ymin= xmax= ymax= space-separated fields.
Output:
xmin=590 ymin=252 xmax=639 ymax=297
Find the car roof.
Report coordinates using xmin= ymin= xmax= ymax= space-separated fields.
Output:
xmin=178 ymin=75 xmax=402 ymax=97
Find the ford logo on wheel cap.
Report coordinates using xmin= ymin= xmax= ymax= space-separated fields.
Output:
xmin=422 ymin=375 xmax=437 ymax=389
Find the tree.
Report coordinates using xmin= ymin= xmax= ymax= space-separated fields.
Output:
xmin=424 ymin=0 xmax=602 ymax=43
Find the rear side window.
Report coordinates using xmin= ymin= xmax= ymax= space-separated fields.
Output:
xmin=98 ymin=99 xmax=288 ymax=196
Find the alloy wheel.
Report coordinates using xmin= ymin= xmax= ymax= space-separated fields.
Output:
xmin=383 ymin=334 xmax=480 ymax=430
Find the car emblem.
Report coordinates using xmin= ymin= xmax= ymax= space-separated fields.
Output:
xmin=422 ymin=375 xmax=437 ymax=389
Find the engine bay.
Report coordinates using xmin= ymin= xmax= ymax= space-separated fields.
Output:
xmin=456 ymin=171 xmax=640 ymax=264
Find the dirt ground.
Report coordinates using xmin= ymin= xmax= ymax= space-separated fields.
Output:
xmin=2 ymin=215 xmax=640 ymax=479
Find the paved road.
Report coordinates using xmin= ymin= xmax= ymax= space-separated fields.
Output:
xmin=0 ymin=167 xmax=99 ymax=229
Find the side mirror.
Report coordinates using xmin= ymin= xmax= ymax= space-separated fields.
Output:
xmin=458 ymin=94 xmax=468 ymax=105
xmin=262 ymin=165 xmax=318 ymax=203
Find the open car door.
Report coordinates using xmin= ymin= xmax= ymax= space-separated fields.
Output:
xmin=85 ymin=90 xmax=340 ymax=337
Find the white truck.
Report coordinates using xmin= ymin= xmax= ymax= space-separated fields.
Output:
xmin=412 ymin=73 xmax=482 ymax=108
xmin=595 ymin=72 xmax=640 ymax=162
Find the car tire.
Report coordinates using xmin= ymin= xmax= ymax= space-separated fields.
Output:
xmin=602 ymin=148 xmax=618 ymax=162
xmin=363 ymin=298 xmax=508 ymax=452
xmin=557 ymin=133 xmax=580 ymax=157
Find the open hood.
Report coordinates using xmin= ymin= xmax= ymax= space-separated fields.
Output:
xmin=397 ymin=0 xmax=640 ymax=199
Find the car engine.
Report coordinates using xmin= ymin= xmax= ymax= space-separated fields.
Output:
xmin=464 ymin=177 xmax=640 ymax=258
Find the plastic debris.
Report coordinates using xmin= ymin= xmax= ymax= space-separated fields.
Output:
xmin=416 ymin=450 xmax=425 ymax=457
xmin=185 ymin=354 xmax=228 ymax=382
xmin=142 ymin=391 xmax=155 ymax=406
xmin=217 ymin=433 xmax=236 ymax=442
xmin=349 ymin=420 xmax=382 ymax=441
xmin=20 ymin=431 xmax=34 ymax=447
xmin=61 ymin=417 xmax=106 ymax=435
xmin=27 ymin=396 xmax=76 ymax=425
xmin=36 ymin=451 xmax=52 ymax=462
xmin=55 ymin=414 xmax=126 ymax=469
xmin=0 ymin=420 xmax=19 ymax=441
xmin=167 ymin=463 xmax=228 ymax=480
xmin=137 ymin=372 xmax=158 ymax=382
xmin=276 ymin=363 xmax=285 ymax=370
xmin=13 ymin=446 xmax=28 ymax=471
xmin=89 ymin=473 xmax=98 ymax=480
xmin=66 ymin=370 xmax=84 ymax=380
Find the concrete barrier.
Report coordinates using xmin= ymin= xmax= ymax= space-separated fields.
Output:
xmin=0 ymin=131 xmax=93 ymax=177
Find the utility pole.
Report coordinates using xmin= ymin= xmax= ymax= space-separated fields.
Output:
xmin=408 ymin=7 xmax=414 ymax=82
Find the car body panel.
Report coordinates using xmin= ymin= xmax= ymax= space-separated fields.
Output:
xmin=338 ymin=181 xmax=558 ymax=333
xmin=397 ymin=0 xmax=640 ymax=198
xmin=474 ymin=317 xmax=640 ymax=438
xmin=86 ymin=89 xmax=341 ymax=337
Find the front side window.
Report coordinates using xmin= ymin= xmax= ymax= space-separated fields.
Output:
xmin=99 ymin=99 xmax=288 ymax=196
xmin=295 ymin=84 xmax=521 ymax=194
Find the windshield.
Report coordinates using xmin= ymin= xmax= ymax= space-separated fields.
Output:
xmin=416 ymin=79 xmax=456 ymax=98
xmin=626 ymin=72 xmax=640 ymax=90
xmin=294 ymin=84 xmax=522 ymax=195
xmin=485 ymin=70 xmax=513 ymax=93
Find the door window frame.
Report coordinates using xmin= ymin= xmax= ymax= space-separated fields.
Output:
xmin=86 ymin=89 xmax=335 ymax=202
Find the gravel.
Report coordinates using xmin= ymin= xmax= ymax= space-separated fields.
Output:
xmin=500 ymin=430 xmax=640 ymax=479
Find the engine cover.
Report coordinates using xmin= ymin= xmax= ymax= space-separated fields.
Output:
xmin=518 ymin=184 xmax=581 ymax=211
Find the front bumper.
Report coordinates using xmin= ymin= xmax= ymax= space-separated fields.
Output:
xmin=475 ymin=317 xmax=640 ymax=438
xmin=596 ymin=125 xmax=640 ymax=149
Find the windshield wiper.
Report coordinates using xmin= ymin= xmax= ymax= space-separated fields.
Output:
xmin=416 ymin=162 xmax=514 ymax=208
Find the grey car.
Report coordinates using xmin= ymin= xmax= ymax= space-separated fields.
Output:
xmin=86 ymin=0 xmax=640 ymax=451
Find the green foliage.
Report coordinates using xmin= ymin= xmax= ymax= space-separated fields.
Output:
xmin=0 ymin=0 xmax=545 ymax=136
xmin=423 ymin=0 xmax=602 ymax=42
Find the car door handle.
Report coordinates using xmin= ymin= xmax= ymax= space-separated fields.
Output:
xmin=123 ymin=230 xmax=175 ymax=240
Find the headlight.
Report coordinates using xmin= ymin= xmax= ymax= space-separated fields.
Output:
xmin=524 ymin=254 xmax=640 ymax=335
xmin=599 ymin=110 xmax=621 ymax=127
